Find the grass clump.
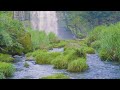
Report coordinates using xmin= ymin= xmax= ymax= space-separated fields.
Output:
xmin=35 ymin=51 xmax=51 ymax=64
xmin=84 ymin=47 xmax=95 ymax=54
xmin=51 ymin=55 xmax=68 ymax=69
xmin=41 ymin=73 xmax=70 ymax=79
xmin=0 ymin=53 xmax=14 ymax=63
xmin=67 ymin=58 xmax=88 ymax=72
xmin=0 ymin=62 xmax=15 ymax=77
xmin=91 ymin=40 xmax=101 ymax=50
xmin=24 ymin=62 xmax=29 ymax=68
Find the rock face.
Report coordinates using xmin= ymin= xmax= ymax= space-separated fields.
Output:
xmin=14 ymin=11 xmax=30 ymax=21
xmin=13 ymin=11 xmax=74 ymax=39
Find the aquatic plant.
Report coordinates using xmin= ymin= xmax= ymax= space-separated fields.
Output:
xmin=24 ymin=62 xmax=29 ymax=68
xmin=67 ymin=58 xmax=88 ymax=72
xmin=0 ymin=62 xmax=15 ymax=77
xmin=41 ymin=73 xmax=70 ymax=79
xmin=0 ymin=53 xmax=14 ymax=63
xmin=51 ymin=55 xmax=68 ymax=69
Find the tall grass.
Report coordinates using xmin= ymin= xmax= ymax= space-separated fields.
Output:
xmin=88 ymin=22 xmax=120 ymax=61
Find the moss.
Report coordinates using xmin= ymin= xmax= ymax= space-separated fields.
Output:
xmin=51 ymin=55 xmax=68 ymax=69
xmin=67 ymin=58 xmax=88 ymax=72
xmin=0 ymin=72 xmax=5 ymax=79
xmin=41 ymin=73 xmax=70 ymax=79
xmin=24 ymin=62 xmax=29 ymax=68
xmin=0 ymin=53 xmax=14 ymax=63
xmin=0 ymin=62 xmax=15 ymax=77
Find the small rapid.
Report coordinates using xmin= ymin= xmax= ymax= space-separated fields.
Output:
xmin=10 ymin=48 xmax=120 ymax=79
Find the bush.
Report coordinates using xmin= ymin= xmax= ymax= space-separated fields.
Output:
xmin=67 ymin=58 xmax=88 ymax=72
xmin=51 ymin=55 xmax=68 ymax=69
xmin=0 ymin=12 xmax=31 ymax=55
xmin=41 ymin=73 xmax=70 ymax=79
xmin=0 ymin=62 xmax=15 ymax=77
xmin=0 ymin=53 xmax=14 ymax=63
xmin=18 ymin=32 xmax=32 ymax=53
xmin=0 ymin=72 xmax=5 ymax=79
xmin=51 ymin=40 xmax=67 ymax=48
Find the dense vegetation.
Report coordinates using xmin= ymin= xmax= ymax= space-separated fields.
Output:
xmin=59 ymin=11 xmax=120 ymax=38
xmin=1 ymin=11 xmax=120 ymax=79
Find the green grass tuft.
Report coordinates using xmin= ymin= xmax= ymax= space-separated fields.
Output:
xmin=41 ymin=73 xmax=70 ymax=79
xmin=67 ymin=58 xmax=88 ymax=72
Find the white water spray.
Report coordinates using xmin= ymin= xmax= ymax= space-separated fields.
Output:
xmin=30 ymin=11 xmax=58 ymax=35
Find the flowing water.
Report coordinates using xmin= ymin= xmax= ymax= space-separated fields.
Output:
xmin=30 ymin=11 xmax=58 ymax=35
xmin=10 ymin=48 xmax=120 ymax=79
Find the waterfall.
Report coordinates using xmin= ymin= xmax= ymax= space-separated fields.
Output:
xmin=30 ymin=11 xmax=58 ymax=35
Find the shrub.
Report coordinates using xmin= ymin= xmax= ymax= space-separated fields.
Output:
xmin=67 ymin=58 xmax=88 ymax=72
xmin=18 ymin=32 xmax=32 ymax=53
xmin=0 ymin=62 xmax=15 ymax=77
xmin=51 ymin=40 xmax=67 ymax=48
xmin=0 ymin=53 xmax=14 ymax=63
xmin=0 ymin=72 xmax=5 ymax=79
xmin=41 ymin=73 xmax=70 ymax=79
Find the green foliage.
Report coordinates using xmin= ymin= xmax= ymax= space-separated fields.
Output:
xmin=67 ymin=58 xmax=88 ymax=72
xmin=99 ymin=49 xmax=112 ymax=61
xmin=48 ymin=32 xmax=60 ymax=44
xmin=83 ymin=47 xmax=95 ymax=54
xmin=41 ymin=73 xmax=70 ymax=79
xmin=51 ymin=55 xmax=68 ymax=69
xmin=35 ymin=51 xmax=51 ymax=64
xmin=0 ymin=53 xmax=14 ymax=63
xmin=24 ymin=62 xmax=29 ymax=68
xmin=0 ymin=11 xmax=32 ymax=55
xmin=91 ymin=40 xmax=101 ymax=50
xmin=0 ymin=72 xmax=5 ymax=79
xmin=18 ymin=32 xmax=32 ymax=53
xmin=89 ymin=22 xmax=120 ymax=61
xmin=0 ymin=62 xmax=15 ymax=77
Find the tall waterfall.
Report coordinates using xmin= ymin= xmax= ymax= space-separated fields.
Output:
xmin=30 ymin=11 xmax=58 ymax=35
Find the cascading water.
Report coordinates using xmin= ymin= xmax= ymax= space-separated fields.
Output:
xmin=30 ymin=11 xmax=58 ymax=35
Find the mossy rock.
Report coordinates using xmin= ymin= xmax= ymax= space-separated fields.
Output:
xmin=0 ymin=62 xmax=15 ymax=77
xmin=41 ymin=73 xmax=70 ymax=79
xmin=67 ymin=58 xmax=88 ymax=72
xmin=0 ymin=53 xmax=14 ymax=63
